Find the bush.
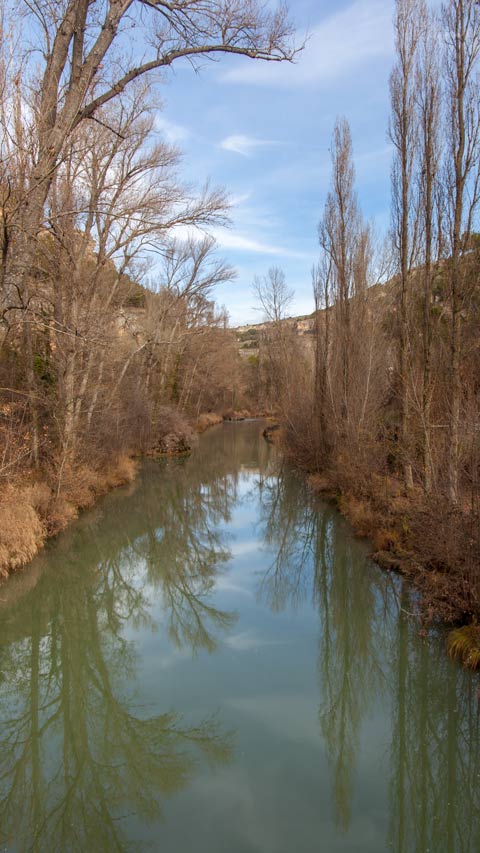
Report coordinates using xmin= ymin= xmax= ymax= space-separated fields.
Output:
xmin=0 ymin=486 xmax=46 ymax=575
xmin=197 ymin=412 xmax=223 ymax=432
xmin=447 ymin=625 xmax=480 ymax=670
xmin=149 ymin=406 xmax=196 ymax=455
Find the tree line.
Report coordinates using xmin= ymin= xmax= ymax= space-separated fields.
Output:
xmin=0 ymin=0 xmax=297 ymax=571
xmin=254 ymin=0 xmax=480 ymax=617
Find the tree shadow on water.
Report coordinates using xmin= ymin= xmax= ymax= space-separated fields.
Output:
xmin=0 ymin=443 xmax=244 ymax=851
xmin=256 ymin=462 xmax=480 ymax=851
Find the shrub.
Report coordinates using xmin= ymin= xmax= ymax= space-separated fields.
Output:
xmin=447 ymin=625 xmax=480 ymax=671
xmin=197 ymin=412 xmax=223 ymax=433
xmin=0 ymin=487 xmax=45 ymax=575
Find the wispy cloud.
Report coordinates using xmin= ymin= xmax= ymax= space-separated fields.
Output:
xmin=210 ymin=227 xmax=312 ymax=260
xmin=230 ymin=191 xmax=253 ymax=206
xmin=169 ymin=223 xmax=311 ymax=260
xmin=223 ymin=0 xmax=393 ymax=88
xmin=224 ymin=629 xmax=288 ymax=652
xmin=154 ymin=115 xmax=191 ymax=144
xmin=220 ymin=134 xmax=277 ymax=157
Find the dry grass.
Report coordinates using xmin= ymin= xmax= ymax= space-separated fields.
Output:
xmin=196 ymin=412 xmax=223 ymax=433
xmin=0 ymin=485 xmax=47 ymax=576
xmin=49 ymin=455 xmax=137 ymax=534
xmin=47 ymin=496 xmax=79 ymax=535
xmin=447 ymin=625 xmax=480 ymax=671
xmin=338 ymin=495 xmax=377 ymax=538
xmin=372 ymin=527 xmax=403 ymax=553
xmin=104 ymin=454 xmax=137 ymax=488
xmin=0 ymin=453 xmax=138 ymax=575
xmin=223 ymin=408 xmax=253 ymax=421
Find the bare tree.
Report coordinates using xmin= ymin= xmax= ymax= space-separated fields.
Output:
xmin=389 ymin=0 xmax=424 ymax=490
xmin=252 ymin=266 xmax=296 ymax=413
xmin=39 ymin=88 xmax=232 ymax=471
xmin=139 ymin=235 xmax=236 ymax=404
xmin=14 ymin=0 xmax=297 ymax=259
xmin=442 ymin=0 xmax=480 ymax=503
xmin=312 ymin=256 xmax=332 ymax=461
xmin=318 ymin=117 xmax=360 ymax=430
xmin=253 ymin=265 xmax=294 ymax=325
xmin=416 ymin=5 xmax=442 ymax=494
xmin=0 ymin=0 xmax=298 ymax=461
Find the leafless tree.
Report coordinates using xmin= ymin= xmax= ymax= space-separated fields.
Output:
xmin=252 ymin=266 xmax=299 ymax=415
xmin=415 ymin=5 xmax=442 ymax=493
xmin=0 ymin=0 xmax=298 ymax=461
xmin=312 ymin=256 xmax=332 ymax=461
xmin=15 ymin=0 xmax=297 ymax=242
xmin=253 ymin=265 xmax=294 ymax=325
xmin=442 ymin=0 xmax=480 ymax=503
xmin=389 ymin=0 xmax=424 ymax=490
xmin=318 ymin=118 xmax=360 ymax=431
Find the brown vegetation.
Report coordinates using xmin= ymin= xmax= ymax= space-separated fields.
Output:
xmin=0 ymin=0 xmax=296 ymax=577
xmin=0 ymin=454 xmax=137 ymax=577
xmin=447 ymin=624 xmax=480 ymax=670
xmin=253 ymin=0 xmax=480 ymax=640
xmin=196 ymin=412 xmax=224 ymax=433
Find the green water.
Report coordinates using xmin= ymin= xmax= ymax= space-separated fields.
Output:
xmin=0 ymin=422 xmax=479 ymax=852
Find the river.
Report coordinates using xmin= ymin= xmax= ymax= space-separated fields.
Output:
xmin=0 ymin=421 xmax=479 ymax=852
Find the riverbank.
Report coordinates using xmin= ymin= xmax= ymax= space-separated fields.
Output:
xmin=2 ymin=417 xmax=477 ymax=852
xmin=267 ymin=424 xmax=480 ymax=667
xmin=315 ymin=476 xmax=480 ymax=668
xmin=0 ymin=454 xmax=139 ymax=579
xmin=312 ymin=470 xmax=478 ymax=623
xmin=6 ymin=415 xmax=474 ymax=628
xmin=0 ymin=410 xmax=267 ymax=580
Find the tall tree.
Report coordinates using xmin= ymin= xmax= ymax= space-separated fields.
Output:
xmin=442 ymin=0 xmax=480 ymax=503
xmin=318 ymin=118 xmax=359 ymax=432
xmin=389 ymin=0 xmax=424 ymax=490
xmin=312 ymin=255 xmax=332 ymax=462
xmin=416 ymin=5 xmax=442 ymax=494
xmin=2 ymin=0 xmax=298 ymax=461
xmin=16 ymin=0 xmax=297 ymax=250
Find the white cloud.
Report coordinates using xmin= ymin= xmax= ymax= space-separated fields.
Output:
xmin=230 ymin=191 xmax=253 ymax=206
xmin=209 ymin=227 xmax=312 ymax=260
xmin=171 ymin=222 xmax=312 ymax=260
xmin=154 ymin=115 xmax=191 ymax=144
xmin=226 ymin=694 xmax=321 ymax=744
xmin=220 ymin=134 xmax=277 ymax=157
xmin=230 ymin=540 xmax=260 ymax=557
xmin=223 ymin=0 xmax=393 ymax=88
xmin=224 ymin=629 xmax=288 ymax=652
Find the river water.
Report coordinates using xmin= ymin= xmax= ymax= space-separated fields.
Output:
xmin=0 ymin=422 xmax=479 ymax=852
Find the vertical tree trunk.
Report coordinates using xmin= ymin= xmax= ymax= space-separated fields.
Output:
xmin=418 ymin=13 xmax=439 ymax=495
xmin=399 ymin=76 xmax=414 ymax=492
xmin=390 ymin=0 xmax=423 ymax=491
xmin=313 ymin=262 xmax=331 ymax=463
xmin=445 ymin=0 xmax=476 ymax=505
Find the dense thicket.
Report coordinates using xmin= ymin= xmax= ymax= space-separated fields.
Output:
xmin=255 ymin=0 xmax=480 ymax=621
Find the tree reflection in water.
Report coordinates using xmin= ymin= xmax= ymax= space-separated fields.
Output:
xmin=1 ymin=423 xmax=479 ymax=852
xmin=0 ymin=430 xmax=248 ymax=851
xmin=256 ymin=461 xmax=480 ymax=852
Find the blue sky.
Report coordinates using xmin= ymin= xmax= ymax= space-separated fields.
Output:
xmin=155 ymin=0 xmax=399 ymax=324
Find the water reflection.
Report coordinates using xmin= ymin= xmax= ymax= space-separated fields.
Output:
xmin=0 ymin=422 xmax=479 ymax=852
xmin=0 ymin=430 xmax=251 ymax=850
xmin=256 ymin=462 xmax=480 ymax=852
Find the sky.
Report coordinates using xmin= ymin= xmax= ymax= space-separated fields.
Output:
xmin=154 ymin=0 xmax=399 ymax=325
